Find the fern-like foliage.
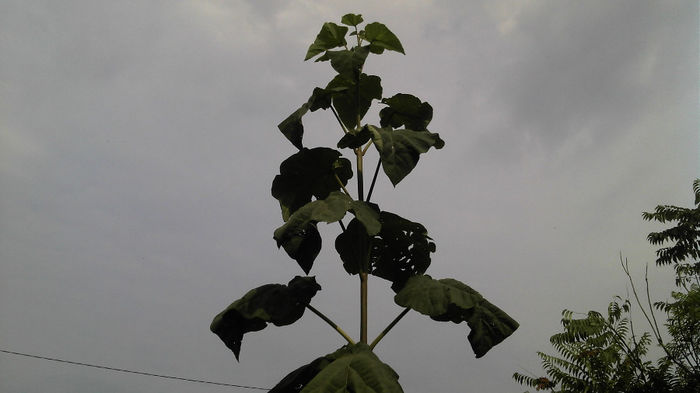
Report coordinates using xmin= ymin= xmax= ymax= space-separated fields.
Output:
xmin=513 ymin=300 xmax=656 ymax=392
xmin=642 ymin=179 xmax=700 ymax=286
xmin=515 ymin=180 xmax=700 ymax=392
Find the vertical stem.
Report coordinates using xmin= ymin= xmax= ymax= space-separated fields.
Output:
xmin=356 ymin=149 xmax=364 ymax=201
xmin=360 ymin=272 xmax=368 ymax=344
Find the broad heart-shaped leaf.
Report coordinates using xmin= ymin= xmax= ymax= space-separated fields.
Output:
xmin=210 ymin=276 xmax=321 ymax=360
xmin=363 ymin=22 xmax=405 ymax=55
xmin=325 ymin=46 xmax=370 ymax=79
xmin=305 ymin=22 xmax=348 ymax=61
xmin=278 ymin=104 xmax=309 ymax=150
xmin=369 ymin=125 xmax=445 ymax=186
xmin=379 ymin=93 xmax=433 ymax=131
xmin=326 ymin=73 xmax=382 ymax=130
xmin=274 ymin=192 xmax=380 ymax=273
xmin=272 ymin=147 xmax=353 ymax=220
xmin=336 ymin=211 xmax=434 ymax=287
xmin=340 ymin=13 xmax=363 ymax=27
xmin=394 ymin=275 xmax=519 ymax=358
xmin=293 ymin=344 xmax=403 ymax=393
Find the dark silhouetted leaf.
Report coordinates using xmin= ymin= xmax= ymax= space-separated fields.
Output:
xmin=379 ymin=93 xmax=433 ymax=131
xmin=211 ymin=276 xmax=322 ymax=360
xmin=272 ymin=148 xmax=352 ymax=220
xmin=326 ymin=74 xmax=382 ymax=129
xmin=394 ymin=274 xmax=519 ymax=358
xmin=336 ymin=211 xmax=433 ymax=285
xmin=278 ymin=104 xmax=309 ymax=150
xmin=370 ymin=212 xmax=435 ymax=291
xmin=337 ymin=125 xmax=372 ymax=149
xmin=364 ymin=22 xmax=405 ymax=55
xmin=340 ymin=13 xmax=363 ymax=27
xmin=335 ymin=218 xmax=372 ymax=275
xmin=305 ymin=23 xmax=348 ymax=61
xmin=279 ymin=223 xmax=321 ymax=274
xmin=369 ymin=125 xmax=445 ymax=186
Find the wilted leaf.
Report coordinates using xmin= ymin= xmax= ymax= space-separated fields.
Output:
xmin=272 ymin=148 xmax=352 ymax=220
xmin=211 ymin=276 xmax=322 ymax=360
xmin=305 ymin=23 xmax=349 ymax=61
xmin=394 ymin=274 xmax=519 ymax=358
xmin=369 ymin=125 xmax=444 ymax=186
xmin=379 ymin=94 xmax=433 ymax=130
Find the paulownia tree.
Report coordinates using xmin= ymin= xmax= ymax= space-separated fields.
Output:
xmin=210 ymin=14 xmax=519 ymax=392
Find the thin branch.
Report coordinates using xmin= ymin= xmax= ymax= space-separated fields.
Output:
xmin=306 ymin=304 xmax=355 ymax=345
xmin=330 ymin=106 xmax=349 ymax=134
xmin=370 ymin=308 xmax=411 ymax=350
xmin=620 ymin=256 xmax=694 ymax=375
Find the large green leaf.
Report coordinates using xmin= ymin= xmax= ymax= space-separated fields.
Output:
xmin=272 ymin=148 xmax=353 ymax=220
xmin=326 ymin=73 xmax=382 ymax=129
xmin=274 ymin=192 xmax=380 ymax=273
xmin=325 ymin=46 xmax=370 ymax=79
xmin=369 ymin=125 xmax=445 ymax=186
xmin=379 ymin=93 xmax=433 ymax=131
xmin=269 ymin=356 xmax=332 ymax=393
xmin=335 ymin=211 xmax=433 ymax=287
xmin=363 ymin=22 xmax=405 ymax=55
xmin=394 ymin=274 xmax=519 ymax=358
xmin=305 ymin=22 xmax=349 ymax=61
xmin=300 ymin=344 xmax=403 ymax=393
xmin=211 ymin=276 xmax=321 ymax=360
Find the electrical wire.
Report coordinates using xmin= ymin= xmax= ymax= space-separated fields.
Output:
xmin=0 ymin=348 xmax=269 ymax=391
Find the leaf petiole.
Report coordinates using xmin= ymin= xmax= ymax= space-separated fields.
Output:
xmin=330 ymin=105 xmax=349 ymax=134
xmin=370 ymin=308 xmax=411 ymax=350
xmin=306 ymin=304 xmax=355 ymax=345
xmin=335 ymin=173 xmax=351 ymax=197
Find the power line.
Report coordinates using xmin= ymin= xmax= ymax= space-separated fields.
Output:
xmin=0 ymin=348 xmax=269 ymax=391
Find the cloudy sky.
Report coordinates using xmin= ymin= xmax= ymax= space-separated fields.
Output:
xmin=1 ymin=1 xmax=697 ymax=392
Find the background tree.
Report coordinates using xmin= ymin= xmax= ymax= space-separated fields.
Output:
xmin=209 ymin=14 xmax=519 ymax=392
xmin=514 ymin=179 xmax=700 ymax=393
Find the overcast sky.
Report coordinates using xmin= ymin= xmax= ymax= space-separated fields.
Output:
xmin=1 ymin=1 xmax=697 ymax=392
